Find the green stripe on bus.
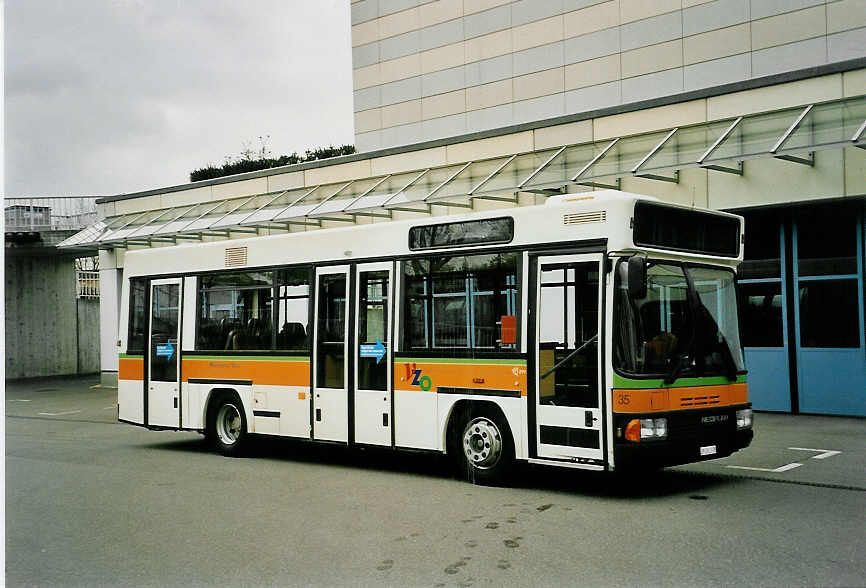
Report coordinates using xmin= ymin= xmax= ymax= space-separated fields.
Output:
xmin=613 ymin=373 xmax=747 ymax=389
xmin=184 ymin=355 xmax=309 ymax=362
xmin=395 ymin=357 xmax=526 ymax=365
xmin=118 ymin=354 xmax=144 ymax=359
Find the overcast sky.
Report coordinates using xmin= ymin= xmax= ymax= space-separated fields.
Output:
xmin=4 ymin=0 xmax=355 ymax=197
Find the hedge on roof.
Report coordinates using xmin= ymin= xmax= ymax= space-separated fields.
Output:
xmin=190 ymin=143 xmax=356 ymax=182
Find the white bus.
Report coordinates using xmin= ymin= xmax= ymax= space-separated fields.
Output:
xmin=117 ymin=191 xmax=753 ymax=484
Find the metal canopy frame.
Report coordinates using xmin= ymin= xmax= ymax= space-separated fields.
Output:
xmin=698 ymin=117 xmax=745 ymax=175
xmin=770 ymin=105 xmax=815 ymax=166
xmin=60 ymin=95 xmax=866 ymax=249
xmin=631 ymin=128 xmax=680 ymax=183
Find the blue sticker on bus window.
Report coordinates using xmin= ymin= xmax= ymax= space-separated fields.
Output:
xmin=359 ymin=339 xmax=386 ymax=364
xmin=156 ymin=340 xmax=175 ymax=360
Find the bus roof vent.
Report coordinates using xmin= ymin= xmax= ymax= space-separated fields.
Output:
xmin=225 ymin=246 xmax=248 ymax=267
xmin=563 ymin=211 xmax=606 ymax=226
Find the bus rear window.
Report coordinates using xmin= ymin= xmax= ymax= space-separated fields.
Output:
xmin=633 ymin=202 xmax=740 ymax=257
xmin=409 ymin=217 xmax=514 ymax=250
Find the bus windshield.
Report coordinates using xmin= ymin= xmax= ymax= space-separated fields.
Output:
xmin=613 ymin=260 xmax=744 ymax=381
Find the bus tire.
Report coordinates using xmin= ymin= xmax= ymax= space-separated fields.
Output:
xmin=206 ymin=393 xmax=248 ymax=457
xmin=451 ymin=406 xmax=514 ymax=486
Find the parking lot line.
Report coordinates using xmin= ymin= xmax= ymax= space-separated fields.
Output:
xmin=37 ymin=410 xmax=82 ymax=417
xmin=788 ymin=447 xmax=842 ymax=460
xmin=726 ymin=463 xmax=803 ymax=473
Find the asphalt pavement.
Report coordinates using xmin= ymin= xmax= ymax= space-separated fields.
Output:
xmin=5 ymin=375 xmax=865 ymax=587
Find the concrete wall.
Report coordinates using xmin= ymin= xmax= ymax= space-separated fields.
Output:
xmin=76 ymin=297 xmax=100 ymax=374
xmin=4 ymin=251 xmax=101 ymax=379
xmin=350 ymin=0 xmax=866 ymax=151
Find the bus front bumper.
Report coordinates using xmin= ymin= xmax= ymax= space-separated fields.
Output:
xmin=613 ymin=404 xmax=753 ymax=469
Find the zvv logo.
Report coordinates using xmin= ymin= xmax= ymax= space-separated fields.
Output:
xmin=411 ymin=369 xmax=432 ymax=391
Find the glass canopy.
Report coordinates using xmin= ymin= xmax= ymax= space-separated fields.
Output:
xmin=60 ymin=95 xmax=866 ymax=249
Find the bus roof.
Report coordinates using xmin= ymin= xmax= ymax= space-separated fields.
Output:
xmin=121 ymin=191 xmax=743 ymax=278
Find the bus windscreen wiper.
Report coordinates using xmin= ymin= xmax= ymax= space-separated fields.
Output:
xmin=664 ymin=321 xmax=696 ymax=386
xmin=664 ymin=347 xmax=691 ymax=385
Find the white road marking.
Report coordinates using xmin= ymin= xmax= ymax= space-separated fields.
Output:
xmin=8 ymin=399 xmax=32 ymax=402
xmin=103 ymin=406 xmax=116 ymax=410
xmin=788 ymin=447 xmax=841 ymax=460
xmin=726 ymin=462 xmax=803 ymax=473
xmin=37 ymin=410 xmax=82 ymax=417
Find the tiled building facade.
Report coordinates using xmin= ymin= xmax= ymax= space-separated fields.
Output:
xmin=351 ymin=0 xmax=866 ymax=151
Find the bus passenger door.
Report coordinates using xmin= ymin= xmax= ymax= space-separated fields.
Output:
xmin=533 ymin=254 xmax=604 ymax=462
xmin=148 ymin=278 xmax=182 ymax=428
xmin=354 ymin=262 xmax=393 ymax=446
xmin=313 ymin=265 xmax=350 ymax=442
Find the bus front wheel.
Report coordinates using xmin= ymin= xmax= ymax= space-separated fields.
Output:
xmin=206 ymin=394 xmax=248 ymax=457
xmin=452 ymin=407 xmax=514 ymax=486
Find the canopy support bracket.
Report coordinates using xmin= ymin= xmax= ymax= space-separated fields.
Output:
xmin=576 ymin=178 xmax=621 ymax=190
xmin=635 ymin=170 xmax=679 ymax=183
xmin=429 ymin=200 xmax=473 ymax=209
xmin=350 ymin=211 xmax=393 ymax=219
xmin=631 ymin=128 xmax=679 ymax=174
xmin=852 ymin=118 xmax=866 ymax=149
xmin=522 ymin=188 xmax=564 ymax=196
xmin=472 ymin=194 xmax=521 ymax=202
xmin=702 ymin=161 xmax=743 ymax=175
xmin=774 ymin=152 xmax=814 ymax=166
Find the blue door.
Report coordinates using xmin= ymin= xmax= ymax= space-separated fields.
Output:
xmin=793 ymin=213 xmax=866 ymax=416
xmin=740 ymin=223 xmax=791 ymax=411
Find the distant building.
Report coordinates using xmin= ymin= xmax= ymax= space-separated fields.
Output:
xmin=5 ymin=198 xmax=101 ymax=378
xmin=5 ymin=204 xmax=51 ymax=230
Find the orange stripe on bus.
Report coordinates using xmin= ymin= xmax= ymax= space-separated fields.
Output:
xmin=394 ymin=362 xmax=527 ymax=396
xmin=611 ymin=383 xmax=748 ymax=413
xmin=181 ymin=358 xmax=310 ymax=387
xmin=119 ymin=357 xmax=144 ymax=381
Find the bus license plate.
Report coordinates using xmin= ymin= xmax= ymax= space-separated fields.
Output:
xmin=700 ymin=445 xmax=717 ymax=456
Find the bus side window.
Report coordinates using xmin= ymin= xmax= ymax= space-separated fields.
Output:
xmin=276 ymin=267 xmax=311 ymax=352
xmin=403 ymin=252 xmax=519 ymax=352
xmin=197 ymin=271 xmax=274 ymax=351
xmin=128 ymin=278 xmax=147 ymax=354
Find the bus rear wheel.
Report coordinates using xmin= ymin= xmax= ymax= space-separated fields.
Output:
xmin=207 ymin=394 xmax=248 ymax=457
xmin=452 ymin=408 xmax=514 ymax=486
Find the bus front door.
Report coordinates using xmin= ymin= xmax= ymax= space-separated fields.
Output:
xmin=533 ymin=254 xmax=604 ymax=462
xmin=148 ymin=278 xmax=182 ymax=428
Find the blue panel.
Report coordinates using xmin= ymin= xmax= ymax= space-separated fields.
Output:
xmin=741 ymin=223 xmax=791 ymax=412
xmin=744 ymin=348 xmax=790 ymax=411
xmin=797 ymin=349 xmax=866 ymax=416
xmin=793 ymin=216 xmax=866 ymax=417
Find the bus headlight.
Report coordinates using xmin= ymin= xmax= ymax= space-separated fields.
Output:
xmin=624 ymin=418 xmax=668 ymax=441
xmin=736 ymin=409 xmax=753 ymax=429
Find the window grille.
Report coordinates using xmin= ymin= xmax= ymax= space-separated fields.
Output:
xmin=77 ymin=271 xmax=100 ymax=298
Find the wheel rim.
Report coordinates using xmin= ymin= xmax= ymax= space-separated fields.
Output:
xmin=462 ymin=417 xmax=503 ymax=470
xmin=216 ymin=403 xmax=242 ymax=445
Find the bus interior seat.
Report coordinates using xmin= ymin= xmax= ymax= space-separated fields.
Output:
xmin=278 ymin=322 xmax=307 ymax=349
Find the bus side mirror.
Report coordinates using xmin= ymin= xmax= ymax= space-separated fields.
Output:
xmin=628 ymin=256 xmax=647 ymax=299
